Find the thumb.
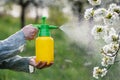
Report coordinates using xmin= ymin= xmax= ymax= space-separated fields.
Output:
xmin=29 ymin=58 xmax=37 ymax=66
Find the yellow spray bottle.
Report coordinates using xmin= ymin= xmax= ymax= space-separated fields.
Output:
xmin=34 ymin=17 xmax=57 ymax=65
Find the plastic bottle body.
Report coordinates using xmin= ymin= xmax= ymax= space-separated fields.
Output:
xmin=36 ymin=36 xmax=54 ymax=64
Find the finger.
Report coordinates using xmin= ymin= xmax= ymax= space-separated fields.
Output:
xmin=29 ymin=58 xmax=37 ymax=66
xmin=31 ymin=35 xmax=36 ymax=40
xmin=28 ymin=34 xmax=36 ymax=40
xmin=36 ymin=61 xmax=42 ymax=67
xmin=31 ymin=30 xmax=37 ymax=38
xmin=37 ymin=62 xmax=47 ymax=69
xmin=31 ymin=28 xmax=38 ymax=33
xmin=31 ymin=33 xmax=36 ymax=37
xmin=38 ymin=62 xmax=47 ymax=69
xmin=34 ymin=27 xmax=38 ymax=32
xmin=46 ymin=62 xmax=54 ymax=67
xmin=30 ymin=29 xmax=35 ymax=33
xmin=33 ymin=29 xmax=38 ymax=35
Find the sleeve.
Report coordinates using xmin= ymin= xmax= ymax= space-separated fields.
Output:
xmin=0 ymin=55 xmax=34 ymax=73
xmin=0 ymin=30 xmax=26 ymax=61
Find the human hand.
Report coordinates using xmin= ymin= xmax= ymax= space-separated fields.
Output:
xmin=29 ymin=57 xmax=53 ymax=69
xmin=22 ymin=24 xmax=38 ymax=40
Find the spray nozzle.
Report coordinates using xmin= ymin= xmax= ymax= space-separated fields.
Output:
xmin=42 ymin=16 xmax=46 ymax=24
xmin=33 ymin=16 xmax=58 ymax=36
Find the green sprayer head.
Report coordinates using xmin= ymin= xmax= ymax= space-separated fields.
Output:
xmin=33 ymin=16 xmax=58 ymax=36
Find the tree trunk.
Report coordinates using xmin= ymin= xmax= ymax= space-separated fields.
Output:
xmin=21 ymin=6 xmax=25 ymax=28
xmin=19 ymin=0 xmax=31 ymax=28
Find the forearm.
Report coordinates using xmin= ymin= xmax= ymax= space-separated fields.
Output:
xmin=0 ymin=30 xmax=26 ymax=61
xmin=0 ymin=55 xmax=34 ymax=73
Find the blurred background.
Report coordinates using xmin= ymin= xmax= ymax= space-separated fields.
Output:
xmin=0 ymin=0 xmax=120 ymax=80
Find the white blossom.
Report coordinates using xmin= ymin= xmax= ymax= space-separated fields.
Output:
xmin=84 ymin=8 xmax=94 ymax=20
xmin=108 ymin=27 xmax=116 ymax=35
xmin=93 ymin=67 xmax=107 ymax=79
xmin=101 ymin=56 xmax=115 ymax=67
xmin=109 ymin=3 xmax=117 ymax=9
xmin=101 ymin=68 xmax=108 ymax=77
xmin=93 ymin=8 xmax=107 ymax=22
xmin=104 ymin=33 xmax=119 ymax=43
xmin=108 ymin=3 xmax=120 ymax=14
xmin=88 ymin=0 xmax=101 ymax=6
xmin=101 ymin=43 xmax=119 ymax=57
xmin=91 ymin=25 xmax=107 ymax=39
xmin=104 ymin=12 xmax=119 ymax=26
xmin=103 ymin=27 xmax=119 ymax=43
xmin=103 ymin=27 xmax=116 ymax=38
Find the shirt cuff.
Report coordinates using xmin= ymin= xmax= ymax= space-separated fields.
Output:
xmin=29 ymin=65 xmax=35 ymax=73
